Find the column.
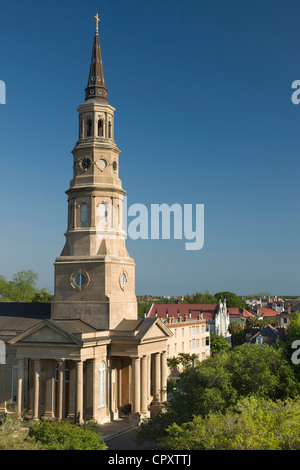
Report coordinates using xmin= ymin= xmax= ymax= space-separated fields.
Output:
xmin=161 ymin=351 xmax=168 ymax=403
xmin=140 ymin=356 xmax=148 ymax=414
xmin=44 ymin=360 xmax=55 ymax=419
xmin=57 ymin=360 xmax=65 ymax=421
xmin=76 ymin=360 xmax=84 ymax=424
xmin=33 ymin=359 xmax=41 ymax=420
xmin=132 ymin=357 xmax=140 ymax=414
xmin=147 ymin=355 xmax=151 ymax=402
xmin=154 ymin=353 xmax=161 ymax=405
xmin=17 ymin=358 xmax=24 ymax=415
xmin=92 ymin=359 xmax=98 ymax=421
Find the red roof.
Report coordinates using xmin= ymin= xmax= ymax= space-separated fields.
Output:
xmin=228 ymin=308 xmax=255 ymax=318
xmin=148 ymin=303 xmax=218 ymax=321
xmin=256 ymin=307 xmax=278 ymax=317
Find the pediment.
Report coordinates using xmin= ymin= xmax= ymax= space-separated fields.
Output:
xmin=142 ymin=321 xmax=173 ymax=341
xmin=8 ymin=320 xmax=82 ymax=346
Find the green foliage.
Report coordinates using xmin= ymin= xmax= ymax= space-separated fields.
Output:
xmin=0 ymin=414 xmax=43 ymax=450
xmin=214 ymin=291 xmax=247 ymax=309
xmin=0 ymin=270 xmax=52 ymax=303
xmin=183 ymin=291 xmax=217 ymax=304
xmin=210 ymin=333 xmax=231 ymax=355
xmin=138 ymin=344 xmax=300 ymax=446
xmin=29 ymin=420 xmax=107 ymax=450
xmin=158 ymin=396 xmax=300 ymax=450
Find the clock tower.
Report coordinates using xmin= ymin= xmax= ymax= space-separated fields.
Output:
xmin=51 ymin=16 xmax=137 ymax=330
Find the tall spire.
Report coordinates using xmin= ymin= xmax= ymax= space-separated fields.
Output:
xmin=85 ymin=13 xmax=108 ymax=102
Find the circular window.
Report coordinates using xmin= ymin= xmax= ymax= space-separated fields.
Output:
xmin=74 ymin=273 xmax=87 ymax=288
xmin=70 ymin=270 xmax=90 ymax=291
xmin=119 ymin=271 xmax=128 ymax=290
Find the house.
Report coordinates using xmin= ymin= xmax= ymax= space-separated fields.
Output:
xmin=148 ymin=299 xmax=231 ymax=344
xmin=245 ymin=324 xmax=287 ymax=346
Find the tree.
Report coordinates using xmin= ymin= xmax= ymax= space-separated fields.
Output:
xmin=214 ymin=291 xmax=247 ymax=309
xmin=0 ymin=271 xmax=51 ymax=303
xmin=31 ymin=289 xmax=53 ymax=303
xmin=210 ymin=333 xmax=230 ymax=355
xmin=183 ymin=291 xmax=217 ymax=304
xmin=157 ymin=396 xmax=300 ymax=450
xmin=137 ymin=344 xmax=300 ymax=446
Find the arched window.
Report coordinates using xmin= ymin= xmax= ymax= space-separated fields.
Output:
xmin=99 ymin=203 xmax=108 ymax=225
xmin=98 ymin=361 xmax=106 ymax=408
xmin=108 ymin=121 xmax=112 ymax=138
xmin=79 ymin=117 xmax=84 ymax=138
xmin=80 ymin=203 xmax=88 ymax=227
xmin=87 ymin=119 xmax=93 ymax=137
xmin=98 ymin=119 xmax=104 ymax=137
xmin=12 ymin=360 xmax=18 ymax=403
xmin=69 ymin=203 xmax=74 ymax=229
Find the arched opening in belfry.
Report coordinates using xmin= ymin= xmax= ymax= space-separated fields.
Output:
xmin=87 ymin=119 xmax=93 ymax=137
xmin=98 ymin=119 xmax=104 ymax=137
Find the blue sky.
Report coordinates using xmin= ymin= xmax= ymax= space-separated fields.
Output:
xmin=0 ymin=0 xmax=299 ymax=296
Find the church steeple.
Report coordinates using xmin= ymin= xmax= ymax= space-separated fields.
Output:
xmin=85 ymin=13 xmax=108 ymax=103
xmin=52 ymin=14 xmax=137 ymax=331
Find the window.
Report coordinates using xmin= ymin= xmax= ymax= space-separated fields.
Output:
xmin=87 ymin=119 xmax=93 ymax=137
xmin=196 ymin=326 xmax=199 ymax=335
xmin=174 ymin=329 xmax=177 ymax=339
xmin=69 ymin=203 xmax=74 ymax=229
xmin=98 ymin=119 xmax=104 ymax=137
xmin=108 ymin=121 xmax=112 ymax=138
xmin=182 ymin=328 xmax=184 ymax=337
xmin=174 ymin=344 xmax=177 ymax=355
xmin=116 ymin=205 xmax=120 ymax=225
xmin=182 ymin=342 xmax=184 ymax=352
xmin=80 ymin=203 xmax=88 ymax=227
xmin=99 ymin=203 xmax=108 ymax=224
xmin=99 ymin=361 xmax=106 ymax=408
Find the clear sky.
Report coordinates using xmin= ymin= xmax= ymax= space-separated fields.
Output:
xmin=0 ymin=0 xmax=299 ymax=297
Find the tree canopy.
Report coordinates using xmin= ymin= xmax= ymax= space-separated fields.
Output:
xmin=0 ymin=271 xmax=52 ymax=303
xmin=137 ymin=344 xmax=300 ymax=446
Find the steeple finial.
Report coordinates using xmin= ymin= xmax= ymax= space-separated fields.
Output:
xmin=94 ymin=13 xmax=100 ymax=35
xmin=85 ymin=14 xmax=108 ymax=102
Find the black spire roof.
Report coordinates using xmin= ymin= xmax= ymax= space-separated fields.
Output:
xmin=85 ymin=14 xmax=108 ymax=103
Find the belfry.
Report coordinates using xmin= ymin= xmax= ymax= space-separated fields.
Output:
xmin=0 ymin=15 xmax=172 ymax=425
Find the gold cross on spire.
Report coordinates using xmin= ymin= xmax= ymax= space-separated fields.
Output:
xmin=94 ymin=13 xmax=100 ymax=31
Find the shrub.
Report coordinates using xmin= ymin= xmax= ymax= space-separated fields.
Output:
xmin=29 ymin=420 xmax=107 ymax=450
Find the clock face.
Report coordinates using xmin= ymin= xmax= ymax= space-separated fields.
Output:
xmin=112 ymin=160 xmax=117 ymax=171
xmin=81 ymin=157 xmax=92 ymax=170
xmin=96 ymin=158 xmax=107 ymax=171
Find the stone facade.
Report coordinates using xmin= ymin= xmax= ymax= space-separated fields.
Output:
xmin=0 ymin=17 xmax=172 ymax=425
